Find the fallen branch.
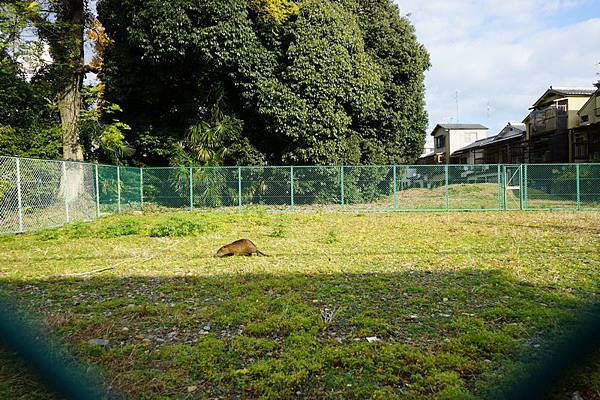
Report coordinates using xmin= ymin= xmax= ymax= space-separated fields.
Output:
xmin=50 ymin=241 xmax=182 ymax=278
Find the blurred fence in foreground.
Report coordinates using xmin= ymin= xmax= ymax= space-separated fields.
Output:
xmin=1 ymin=157 xmax=599 ymax=233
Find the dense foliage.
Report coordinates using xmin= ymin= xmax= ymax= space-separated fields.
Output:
xmin=0 ymin=55 xmax=62 ymax=159
xmin=0 ymin=0 xmax=132 ymax=162
xmin=98 ymin=0 xmax=429 ymax=166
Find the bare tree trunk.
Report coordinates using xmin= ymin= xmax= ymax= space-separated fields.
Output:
xmin=58 ymin=0 xmax=85 ymax=161
xmin=55 ymin=0 xmax=86 ymax=211
xmin=59 ymin=74 xmax=84 ymax=161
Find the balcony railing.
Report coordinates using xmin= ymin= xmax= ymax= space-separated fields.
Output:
xmin=529 ymin=106 xmax=568 ymax=135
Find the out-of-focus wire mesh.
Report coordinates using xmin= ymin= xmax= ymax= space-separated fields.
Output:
xmin=119 ymin=167 xmax=142 ymax=211
xmin=0 ymin=157 xmax=19 ymax=233
xmin=448 ymin=165 xmax=501 ymax=210
xmin=192 ymin=167 xmax=239 ymax=211
xmin=526 ymin=164 xmax=578 ymax=210
xmin=143 ymin=167 xmax=190 ymax=209
xmin=579 ymin=164 xmax=600 ymax=209
xmin=396 ymin=165 xmax=446 ymax=210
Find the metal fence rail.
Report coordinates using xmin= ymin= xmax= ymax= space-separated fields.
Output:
xmin=1 ymin=156 xmax=599 ymax=234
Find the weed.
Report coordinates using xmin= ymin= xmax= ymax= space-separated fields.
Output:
xmin=324 ymin=229 xmax=339 ymax=244
xmin=269 ymin=222 xmax=288 ymax=238
xmin=34 ymin=228 xmax=61 ymax=241
xmin=97 ymin=218 xmax=141 ymax=238
xmin=64 ymin=222 xmax=93 ymax=239
xmin=148 ymin=217 xmax=214 ymax=237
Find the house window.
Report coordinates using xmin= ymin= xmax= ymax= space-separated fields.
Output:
xmin=435 ymin=135 xmax=446 ymax=148
xmin=574 ymin=134 xmax=588 ymax=159
xmin=581 ymin=115 xmax=589 ymax=123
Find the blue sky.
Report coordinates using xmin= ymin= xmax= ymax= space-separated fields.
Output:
xmin=395 ymin=0 xmax=600 ymax=147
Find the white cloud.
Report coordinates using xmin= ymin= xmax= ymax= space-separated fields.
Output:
xmin=395 ymin=0 xmax=600 ymax=145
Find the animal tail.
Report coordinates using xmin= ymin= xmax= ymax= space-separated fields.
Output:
xmin=257 ymin=250 xmax=269 ymax=257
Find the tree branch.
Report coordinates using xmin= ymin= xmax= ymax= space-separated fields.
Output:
xmin=81 ymin=64 xmax=99 ymax=74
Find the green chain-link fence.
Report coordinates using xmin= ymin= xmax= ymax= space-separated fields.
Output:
xmin=2 ymin=156 xmax=600 ymax=234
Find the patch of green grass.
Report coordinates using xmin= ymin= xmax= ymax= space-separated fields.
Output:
xmin=97 ymin=217 xmax=142 ymax=238
xmin=34 ymin=228 xmax=61 ymax=241
xmin=0 ymin=211 xmax=599 ymax=399
xmin=324 ymin=229 xmax=339 ymax=244
xmin=148 ymin=216 xmax=216 ymax=237
xmin=269 ymin=222 xmax=288 ymax=238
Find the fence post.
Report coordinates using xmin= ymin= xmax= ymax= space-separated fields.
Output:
xmin=497 ymin=164 xmax=501 ymax=210
xmin=576 ymin=164 xmax=580 ymax=210
xmin=523 ymin=164 xmax=528 ymax=210
xmin=238 ymin=167 xmax=242 ymax=212
xmin=393 ymin=165 xmax=397 ymax=210
xmin=62 ymin=161 xmax=70 ymax=223
xmin=502 ymin=165 xmax=507 ymax=211
xmin=340 ymin=166 xmax=345 ymax=208
xmin=15 ymin=158 xmax=24 ymax=232
xmin=444 ymin=164 xmax=449 ymax=211
xmin=116 ymin=166 xmax=121 ymax=213
xmin=95 ymin=164 xmax=100 ymax=218
xmin=140 ymin=168 xmax=144 ymax=208
xmin=290 ymin=166 xmax=294 ymax=209
xmin=189 ymin=167 xmax=194 ymax=211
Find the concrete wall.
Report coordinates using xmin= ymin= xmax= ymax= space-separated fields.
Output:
xmin=433 ymin=127 xmax=487 ymax=163
xmin=567 ymin=97 xmax=592 ymax=129
xmin=577 ymin=92 xmax=600 ymax=126
xmin=448 ymin=129 xmax=487 ymax=155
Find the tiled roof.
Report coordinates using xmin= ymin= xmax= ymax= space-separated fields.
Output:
xmin=453 ymin=137 xmax=494 ymax=153
xmin=436 ymin=124 xmax=488 ymax=130
xmin=531 ymin=86 xmax=596 ymax=108
xmin=493 ymin=123 xmax=525 ymax=141
xmin=431 ymin=124 xmax=488 ymax=136
xmin=550 ymin=87 xmax=597 ymax=96
xmin=454 ymin=123 xmax=525 ymax=154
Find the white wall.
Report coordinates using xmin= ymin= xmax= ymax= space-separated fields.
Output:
xmin=448 ymin=129 xmax=487 ymax=155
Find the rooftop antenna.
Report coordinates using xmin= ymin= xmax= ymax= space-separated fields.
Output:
xmin=486 ymin=101 xmax=491 ymax=120
xmin=596 ymin=61 xmax=600 ymax=82
xmin=455 ymin=91 xmax=460 ymax=123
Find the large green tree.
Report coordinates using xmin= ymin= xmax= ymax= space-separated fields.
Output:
xmin=0 ymin=54 xmax=62 ymax=159
xmin=0 ymin=0 xmax=92 ymax=160
xmin=98 ymin=0 xmax=429 ymax=166
xmin=0 ymin=0 xmax=131 ymax=162
xmin=0 ymin=0 xmax=62 ymax=159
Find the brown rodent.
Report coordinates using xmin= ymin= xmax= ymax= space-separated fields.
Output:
xmin=215 ymin=239 xmax=268 ymax=257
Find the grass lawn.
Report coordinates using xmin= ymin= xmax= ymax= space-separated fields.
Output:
xmin=0 ymin=210 xmax=599 ymax=399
